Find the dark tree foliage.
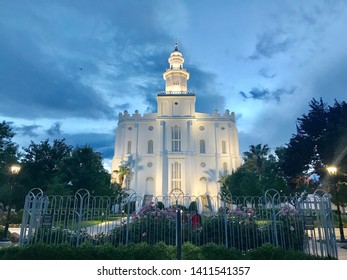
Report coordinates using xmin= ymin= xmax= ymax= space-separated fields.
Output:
xmin=0 ymin=121 xmax=18 ymax=174
xmin=243 ymin=144 xmax=271 ymax=174
xmin=221 ymin=145 xmax=288 ymax=197
xmin=0 ymin=121 xmax=19 ymax=207
xmin=15 ymin=139 xmax=112 ymax=208
xmin=279 ymin=98 xmax=347 ymax=194
xmin=62 ymin=145 xmax=112 ymax=196
xmin=20 ymin=139 xmax=73 ymax=193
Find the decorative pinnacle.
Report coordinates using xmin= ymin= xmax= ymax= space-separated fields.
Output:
xmin=173 ymin=41 xmax=179 ymax=52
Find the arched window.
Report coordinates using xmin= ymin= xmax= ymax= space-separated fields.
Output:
xmin=172 ymin=125 xmax=181 ymax=151
xmin=222 ymin=140 xmax=226 ymax=154
xmin=148 ymin=140 xmax=153 ymax=154
xmin=200 ymin=140 xmax=206 ymax=154
xmin=127 ymin=140 xmax=131 ymax=154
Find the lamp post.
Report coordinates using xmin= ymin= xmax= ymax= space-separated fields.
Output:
xmin=1 ymin=164 xmax=21 ymax=242
xmin=327 ymin=166 xmax=345 ymax=242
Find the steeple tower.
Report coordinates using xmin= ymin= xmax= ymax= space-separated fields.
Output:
xmin=163 ymin=43 xmax=190 ymax=93
xmin=157 ymin=43 xmax=196 ymax=117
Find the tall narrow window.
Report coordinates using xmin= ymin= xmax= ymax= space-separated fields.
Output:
xmin=171 ymin=162 xmax=182 ymax=190
xmin=148 ymin=140 xmax=153 ymax=154
xmin=223 ymin=162 xmax=228 ymax=176
xmin=200 ymin=140 xmax=206 ymax=154
xmin=127 ymin=140 xmax=132 ymax=154
xmin=172 ymin=125 xmax=181 ymax=151
xmin=222 ymin=140 xmax=226 ymax=154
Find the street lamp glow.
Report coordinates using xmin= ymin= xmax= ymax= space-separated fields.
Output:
xmin=10 ymin=164 xmax=21 ymax=175
xmin=1 ymin=164 xmax=21 ymax=243
xmin=326 ymin=165 xmax=346 ymax=242
xmin=327 ymin=166 xmax=337 ymax=175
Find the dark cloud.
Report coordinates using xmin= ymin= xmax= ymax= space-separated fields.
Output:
xmin=0 ymin=2 xmax=172 ymax=121
xmin=63 ymin=132 xmax=115 ymax=159
xmin=0 ymin=2 xmax=221 ymax=125
xmin=312 ymin=56 xmax=347 ymax=103
xmin=239 ymin=87 xmax=295 ymax=103
xmin=258 ymin=68 xmax=276 ymax=79
xmin=114 ymin=103 xmax=130 ymax=111
xmin=46 ymin=122 xmax=63 ymax=137
xmin=0 ymin=39 xmax=115 ymax=120
xmin=249 ymin=30 xmax=292 ymax=60
xmin=188 ymin=65 xmax=226 ymax=113
xmin=144 ymin=92 xmax=157 ymax=113
xmin=15 ymin=124 xmax=41 ymax=137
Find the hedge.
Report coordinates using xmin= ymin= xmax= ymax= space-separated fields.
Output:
xmin=0 ymin=242 xmax=333 ymax=260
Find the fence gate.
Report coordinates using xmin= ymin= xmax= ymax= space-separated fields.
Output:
xmin=19 ymin=188 xmax=48 ymax=245
xmin=19 ymin=188 xmax=93 ymax=245
xmin=296 ymin=190 xmax=338 ymax=258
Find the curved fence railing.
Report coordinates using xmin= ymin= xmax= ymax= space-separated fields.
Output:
xmin=18 ymin=188 xmax=337 ymax=258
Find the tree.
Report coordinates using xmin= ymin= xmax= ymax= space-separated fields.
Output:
xmin=243 ymin=144 xmax=271 ymax=174
xmin=220 ymin=165 xmax=263 ymax=197
xmin=113 ymin=164 xmax=131 ymax=188
xmin=0 ymin=121 xmax=19 ymax=206
xmin=0 ymin=121 xmax=18 ymax=169
xmin=221 ymin=145 xmax=288 ymax=197
xmin=279 ymin=98 xmax=347 ymax=193
xmin=20 ymin=139 xmax=73 ymax=193
xmin=62 ymin=145 xmax=112 ymax=196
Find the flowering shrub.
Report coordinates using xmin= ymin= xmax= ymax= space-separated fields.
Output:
xmin=279 ymin=204 xmax=297 ymax=217
xmin=132 ymin=202 xmax=177 ymax=221
xmin=228 ymin=207 xmax=255 ymax=218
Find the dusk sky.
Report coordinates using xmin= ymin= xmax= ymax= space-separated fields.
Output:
xmin=1 ymin=1 xmax=347 ymax=171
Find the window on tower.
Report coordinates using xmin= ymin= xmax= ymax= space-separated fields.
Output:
xmin=148 ymin=140 xmax=153 ymax=154
xmin=172 ymin=125 xmax=181 ymax=151
xmin=200 ymin=140 xmax=206 ymax=154
xmin=127 ymin=140 xmax=132 ymax=154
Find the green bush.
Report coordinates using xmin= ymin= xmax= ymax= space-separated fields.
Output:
xmin=199 ymin=243 xmax=243 ymax=260
xmin=188 ymin=201 xmax=198 ymax=212
xmin=0 ymin=209 xmax=23 ymax=226
xmin=182 ymin=242 xmax=202 ymax=260
xmin=0 ymin=242 xmax=330 ymax=260
xmin=245 ymin=243 xmax=332 ymax=260
xmin=0 ymin=225 xmax=11 ymax=239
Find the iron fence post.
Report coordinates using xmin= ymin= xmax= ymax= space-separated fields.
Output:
xmin=76 ymin=196 xmax=83 ymax=246
xmin=126 ymin=199 xmax=131 ymax=245
xmin=224 ymin=199 xmax=228 ymax=248
xmin=176 ymin=208 xmax=182 ymax=260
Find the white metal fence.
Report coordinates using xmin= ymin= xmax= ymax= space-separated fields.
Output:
xmin=18 ymin=188 xmax=338 ymax=258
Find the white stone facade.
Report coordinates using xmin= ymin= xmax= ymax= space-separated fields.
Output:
xmin=111 ymin=44 xmax=241 ymax=198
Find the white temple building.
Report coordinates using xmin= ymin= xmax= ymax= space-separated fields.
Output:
xmin=111 ymin=44 xmax=241 ymax=198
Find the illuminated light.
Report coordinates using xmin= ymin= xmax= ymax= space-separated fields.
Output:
xmin=327 ymin=166 xmax=337 ymax=175
xmin=10 ymin=164 xmax=21 ymax=175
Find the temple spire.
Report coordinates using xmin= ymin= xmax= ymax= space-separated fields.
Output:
xmin=163 ymin=43 xmax=190 ymax=93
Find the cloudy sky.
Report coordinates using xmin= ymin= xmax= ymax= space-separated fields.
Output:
xmin=1 ymin=0 xmax=347 ymax=170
